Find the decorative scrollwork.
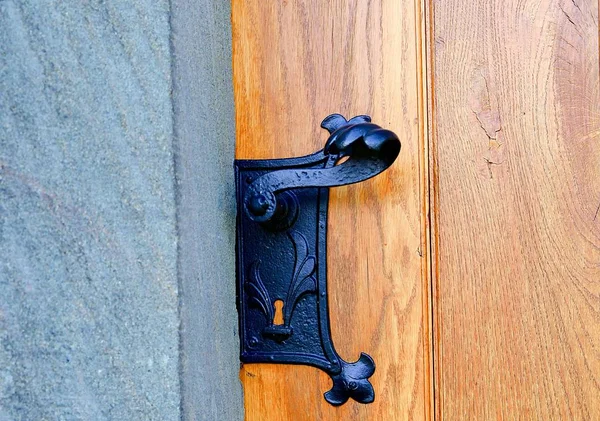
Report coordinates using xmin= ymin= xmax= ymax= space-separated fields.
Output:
xmin=246 ymin=231 xmax=316 ymax=340
xmin=324 ymin=353 xmax=376 ymax=406
xmin=283 ymin=231 xmax=316 ymax=325
xmin=246 ymin=261 xmax=273 ymax=323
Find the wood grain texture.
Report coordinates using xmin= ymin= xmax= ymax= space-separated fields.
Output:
xmin=431 ymin=0 xmax=600 ymax=418
xmin=232 ymin=1 xmax=432 ymax=420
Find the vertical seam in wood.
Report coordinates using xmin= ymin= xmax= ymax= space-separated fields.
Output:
xmin=416 ymin=0 xmax=435 ymax=419
xmin=423 ymin=0 xmax=441 ymax=419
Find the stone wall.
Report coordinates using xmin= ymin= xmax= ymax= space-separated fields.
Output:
xmin=0 ymin=1 xmax=241 ymax=419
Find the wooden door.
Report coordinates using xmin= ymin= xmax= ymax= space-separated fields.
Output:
xmin=432 ymin=0 xmax=600 ymax=419
xmin=231 ymin=1 xmax=600 ymax=419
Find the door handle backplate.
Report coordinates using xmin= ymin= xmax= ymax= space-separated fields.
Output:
xmin=234 ymin=114 xmax=400 ymax=406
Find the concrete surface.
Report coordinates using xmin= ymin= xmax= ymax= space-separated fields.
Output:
xmin=0 ymin=0 xmax=186 ymax=419
xmin=171 ymin=0 xmax=243 ymax=420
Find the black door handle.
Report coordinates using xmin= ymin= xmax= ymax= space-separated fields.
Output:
xmin=235 ymin=114 xmax=400 ymax=406
xmin=243 ymin=114 xmax=400 ymax=223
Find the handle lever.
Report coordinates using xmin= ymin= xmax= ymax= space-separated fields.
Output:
xmin=244 ymin=114 xmax=400 ymax=223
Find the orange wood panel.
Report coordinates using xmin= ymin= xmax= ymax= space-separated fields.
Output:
xmin=431 ymin=0 xmax=600 ymax=418
xmin=232 ymin=1 xmax=432 ymax=419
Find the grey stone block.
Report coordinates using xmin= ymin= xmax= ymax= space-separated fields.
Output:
xmin=171 ymin=0 xmax=244 ymax=420
xmin=0 ymin=1 xmax=179 ymax=420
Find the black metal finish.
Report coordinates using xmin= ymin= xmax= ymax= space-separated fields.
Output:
xmin=235 ymin=114 xmax=400 ymax=406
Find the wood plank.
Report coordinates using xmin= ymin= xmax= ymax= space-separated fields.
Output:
xmin=232 ymin=1 xmax=432 ymax=419
xmin=431 ymin=0 xmax=600 ymax=418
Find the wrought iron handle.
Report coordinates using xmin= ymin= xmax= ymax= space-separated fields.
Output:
xmin=235 ymin=114 xmax=400 ymax=406
xmin=244 ymin=114 xmax=401 ymax=223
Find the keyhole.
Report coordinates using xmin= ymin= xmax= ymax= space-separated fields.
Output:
xmin=273 ymin=300 xmax=284 ymax=325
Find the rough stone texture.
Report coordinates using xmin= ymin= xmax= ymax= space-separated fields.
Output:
xmin=0 ymin=1 xmax=180 ymax=420
xmin=171 ymin=0 xmax=243 ymax=420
